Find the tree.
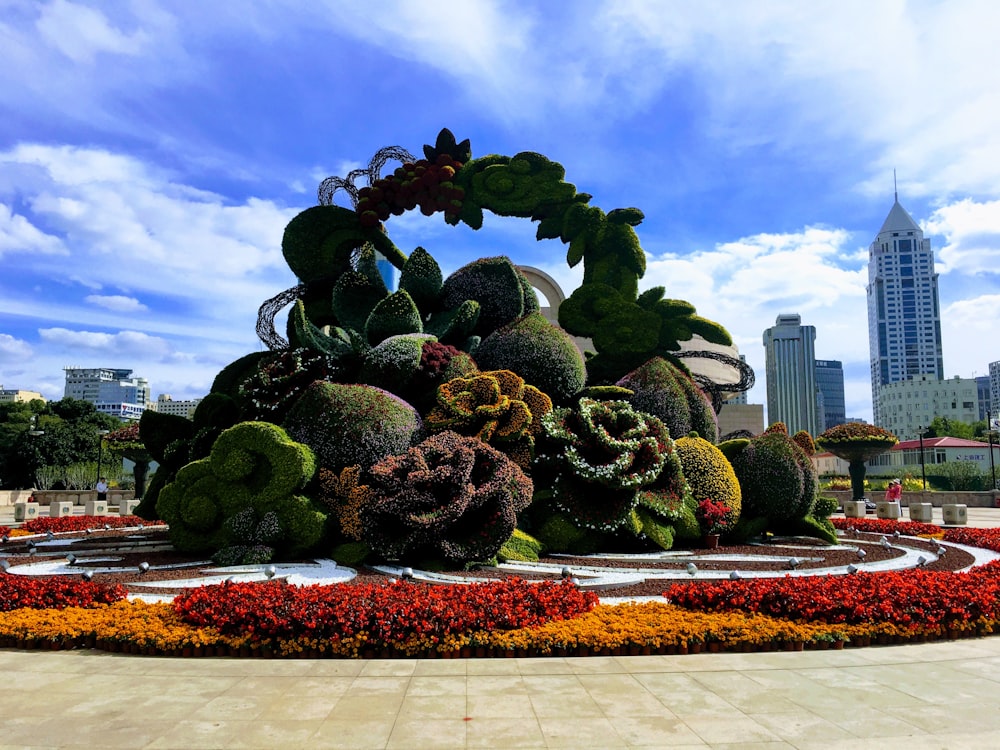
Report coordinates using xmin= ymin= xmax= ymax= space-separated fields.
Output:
xmin=924 ymin=417 xmax=975 ymax=440
xmin=0 ymin=399 xmax=119 ymax=489
xmin=104 ymin=422 xmax=153 ymax=498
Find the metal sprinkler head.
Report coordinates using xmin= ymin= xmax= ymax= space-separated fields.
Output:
xmin=65 ymin=554 xmax=76 ymax=565
xmin=0 ymin=559 xmax=10 ymax=573
xmin=729 ymin=570 xmax=741 ymax=581
xmin=45 ymin=530 xmax=54 ymax=541
xmin=137 ymin=562 xmax=150 ymax=575
xmin=936 ymin=546 xmax=947 ymax=556
xmin=856 ymin=548 xmax=867 ymax=560
xmin=81 ymin=570 xmax=94 ymax=581
xmin=787 ymin=557 xmax=800 ymax=570
xmin=846 ymin=564 xmax=859 ymax=574
xmin=686 ymin=563 xmax=698 ymax=576
xmin=561 ymin=566 xmax=572 ymax=579
xmin=916 ymin=556 xmax=927 ymax=567
xmin=400 ymin=567 xmax=414 ymax=580
xmin=264 ymin=565 xmax=277 ymax=580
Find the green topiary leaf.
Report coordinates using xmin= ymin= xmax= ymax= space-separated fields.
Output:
xmin=365 ymin=289 xmax=424 ymax=345
xmin=425 ymin=299 xmax=480 ymax=344
xmin=397 ymin=246 xmax=444 ymax=313
xmin=332 ymin=270 xmax=389 ymax=333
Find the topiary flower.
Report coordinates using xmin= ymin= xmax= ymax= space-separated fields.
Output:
xmin=425 ymin=370 xmax=552 ymax=469
xmin=359 ymin=431 xmax=534 ymax=563
xmin=538 ymin=398 xmax=671 ymax=530
xmin=317 ymin=465 xmax=375 ymax=542
xmin=156 ymin=422 xmax=325 ymax=560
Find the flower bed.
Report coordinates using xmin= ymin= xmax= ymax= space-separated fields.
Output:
xmin=2 ymin=518 xmax=1000 ymax=657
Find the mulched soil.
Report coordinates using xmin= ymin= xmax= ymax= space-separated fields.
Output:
xmin=0 ymin=526 xmax=977 ymax=599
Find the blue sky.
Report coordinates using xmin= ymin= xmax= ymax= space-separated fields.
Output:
xmin=1 ymin=1 xmax=999 ymax=424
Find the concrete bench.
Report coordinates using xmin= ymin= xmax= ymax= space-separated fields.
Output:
xmin=908 ymin=503 xmax=933 ymax=523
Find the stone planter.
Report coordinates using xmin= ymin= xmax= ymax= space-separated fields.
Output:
xmin=908 ymin=502 xmax=933 ymax=523
xmin=702 ymin=534 xmax=720 ymax=549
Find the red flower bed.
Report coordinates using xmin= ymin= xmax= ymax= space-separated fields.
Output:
xmin=830 ymin=517 xmax=940 ymax=537
xmin=666 ymin=560 xmax=1000 ymax=631
xmin=941 ymin=527 xmax=1000 ymax=552
xmin=20 ymin=516 xmax=163 ymax=534
xmin=0 ymin=575 xmax=127 ymax=611
xmin=173 ymin=578 xmax=597 ymax=644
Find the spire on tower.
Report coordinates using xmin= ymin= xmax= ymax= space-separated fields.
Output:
xmin=894 ymin=169 xmax=897 ymax=202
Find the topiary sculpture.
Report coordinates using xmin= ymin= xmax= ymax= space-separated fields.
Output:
xmin=358 ymin=431 xmax=534 ymax=563
xmin=673 ymin=435 xmax=741 ymax=531
xmin=792 ymin=430 xmax=816 ymax=457
xmin=474 ymin=311 xmax=587 ymax=405
xmin=155 ymin=422 xmax=324 ymax=561
xmin=283 ymin=381 xmax=421 ymax=473
xmin=616 ymin=357 xmax=718 ymax=443
xmin=722 ymin=427 xmax=827 ymax=541
xmin=537 ymin=398 xmax=671 ymax=531
xmin=439 ymin=256 xmax=539 ymax=339
xmin=425 ymin=370 xmax=552 ymax=470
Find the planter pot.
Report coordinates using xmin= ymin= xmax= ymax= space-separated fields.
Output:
xmin=702 ymin=534 xmax=720 ymax=549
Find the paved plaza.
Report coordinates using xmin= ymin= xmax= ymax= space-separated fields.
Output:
xmin=2 ymin=507 xmax=1000 ymax=748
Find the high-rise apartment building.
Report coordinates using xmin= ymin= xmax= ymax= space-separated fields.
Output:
xmin=763 ymin=314 xmax=819 ymax=435
xmin=867 ymin=194 xmax=943 ymax=425
xmin=154 ymin=394 xmax=203 ymax=420
xmin=814 ymin=360 xmax=846 ymax=432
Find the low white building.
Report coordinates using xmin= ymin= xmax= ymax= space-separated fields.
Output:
xmin=153 ymin=394 xmax=203 ymax=420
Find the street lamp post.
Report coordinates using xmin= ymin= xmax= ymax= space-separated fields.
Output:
xmin=988 ymin=411 xmax=997 ymax=491
xmin=917 ymin=426 xmax=927 ymax=491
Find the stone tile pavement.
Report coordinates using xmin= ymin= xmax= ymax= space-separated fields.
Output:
xmin=1 ymin=507 xmax=1000 ymax=748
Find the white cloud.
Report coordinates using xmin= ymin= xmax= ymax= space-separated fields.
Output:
xmin=0 ymin=203 xmax=66 ymax=257
xmin=35 ymin=0 xmax=149 ymax=63
xmin=39 ymin=327 xmax=170 ymax=355
xmin=85 ymin=295 xmax=148 ymax=313
xmin=0 ymin=333 xmax=32 ymax=360
xmin=924 ymin=198 xmax=1000 ymax=276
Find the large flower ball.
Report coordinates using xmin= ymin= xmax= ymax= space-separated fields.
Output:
xmin=674 ymin=435 xmax=741 ymax=525
xmin=283 ymin=381 xmax=421 ymax=472
xmin=474 ymin=311 xmax=586 ymax=404
xmin=727 ymin=431 xmax=817 ymax=522
xmin=616 ymin=357 xmax=718 ymax=443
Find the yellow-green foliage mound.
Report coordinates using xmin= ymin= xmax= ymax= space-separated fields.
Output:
xmin=675 ymin=435 xmax=741 ymax=525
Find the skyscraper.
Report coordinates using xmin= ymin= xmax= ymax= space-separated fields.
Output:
xmin=867 ymin=192 xmax=943 ymax=425
xmin=814 ymin=359 xmax=846 ymax=431
xmin=763 ymin=314 xmax=819 ymax=435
